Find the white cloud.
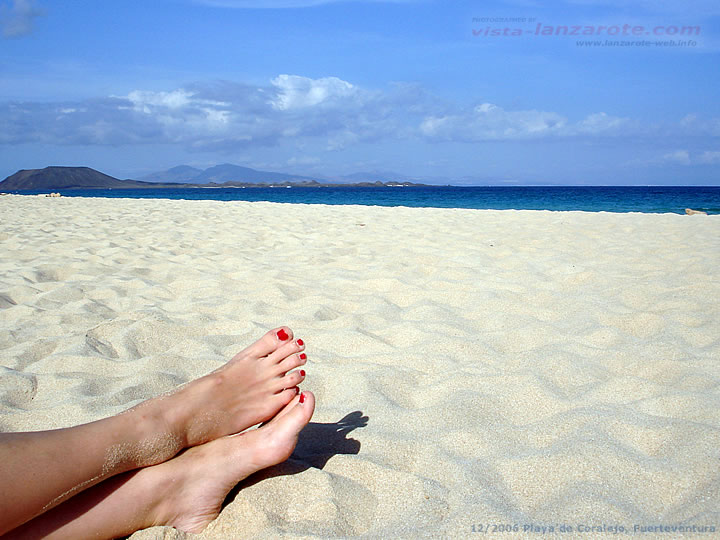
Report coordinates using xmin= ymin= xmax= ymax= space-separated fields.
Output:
xmin=0 ymin=0 xmax=43 ymax=38
xmin=652 ymin=149 xmax=720 ymax=166
xmin=420 ymin=105 xmax=634 ymax=142
xmin=270 ymin=74 xmax=356 ymax=110
xmin=576 ymin=112 xmax=628 ymax=134
xmin=119 ymin=89 xmax=233 ymax=137
xmin=698 ymin=150 xmax=720 ymax=164
xmin=420 ymin=103 xmax=567 ymax=141
xmin=662 ymin=149 xmax=691 ymax=164
xmin=1 ymin=75 xmax=718 ymax=155
xmin=124 ymin=89 xmax=229 ymax=112
xmin=126 ymin=90 xmax=194 ymax=111
xmin=677 ymin=113 xmax=720 ymax=136
xmin=0 ymin=77 xmax=377 ymax=148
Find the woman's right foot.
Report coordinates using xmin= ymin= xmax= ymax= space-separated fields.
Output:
xmin=149 ymin=391 xmax=316 ymax=533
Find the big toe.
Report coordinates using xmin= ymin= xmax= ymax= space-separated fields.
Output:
xmin=257 ymin=392 xmax=315 ymax=465
xmin=234 ymin=326 xmax=294 ymax=360
xmin=276 ymin=391 xmax=315 ymax=430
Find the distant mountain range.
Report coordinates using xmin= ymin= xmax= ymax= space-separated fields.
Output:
xmin=0 ymin=165 xmax=424 ymax=191
xmin=138 ymin=165 xmax=531 ymax=187
xmin=139 ymin=164 xmax=422 ymax=185
xmin=139 ymin=164 xmax=322 ymax=185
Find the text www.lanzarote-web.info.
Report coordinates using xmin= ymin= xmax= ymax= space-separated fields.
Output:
xmin=471 ymin=20 xmax=701 ymax=47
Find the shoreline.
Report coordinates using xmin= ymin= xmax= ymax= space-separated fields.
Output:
xmin=3 ymin=186 xmax=720 ymax=215
xmin=4 ymin=191 xmax=720 ymax=216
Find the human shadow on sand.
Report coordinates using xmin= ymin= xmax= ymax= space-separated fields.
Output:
xmin=224 ymin=410 xmax=368 ymax=501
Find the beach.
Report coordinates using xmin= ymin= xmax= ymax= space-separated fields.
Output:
xmin=1 ymin=194 xmax=719 ymax=538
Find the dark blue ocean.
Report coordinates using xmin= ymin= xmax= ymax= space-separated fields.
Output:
xmin=11 ymin=186 xmax=720 ymax=214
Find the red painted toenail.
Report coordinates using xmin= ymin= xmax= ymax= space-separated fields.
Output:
xmin=300 ymin=353 xmax=307 ymax=360
xmin=276 ymin=329 xmax=289 ymax=341
xmin=299 ymin=392 xmax=305 ymax=403
xmin=297 ymin=338 xmax=304 ymax=347
xmin=300 ymin=370 xmax=306 ymax=377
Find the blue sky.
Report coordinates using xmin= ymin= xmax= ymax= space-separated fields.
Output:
xmin=0 ymin=0 xmax=718 ymax=185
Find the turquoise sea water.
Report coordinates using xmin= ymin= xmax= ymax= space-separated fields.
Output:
xmin=9 ymin=186 xmax=720 ymax=214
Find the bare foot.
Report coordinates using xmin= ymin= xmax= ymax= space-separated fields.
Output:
xmin=130 ymin=326 xmax=308 ymax=463
xmin=0 ymin=328 xmax=308 ymax=537
xmin=8 ymin=393 xmax=316 ymax=539
xmin=150 ymin=391 xmax=316 ymax=533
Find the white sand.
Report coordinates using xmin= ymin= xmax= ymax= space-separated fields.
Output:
xmin=1 ymin=195 xmax=719 ymax=538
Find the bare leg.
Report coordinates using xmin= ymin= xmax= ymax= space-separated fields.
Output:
xmin=10 ymin=392 xmax=316 ymax=539
xmin=0 ymin=327 xmax=307 ymax=534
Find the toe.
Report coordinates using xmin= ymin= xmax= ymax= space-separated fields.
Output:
xmin=272 ymin=386 xmax=301 ymax=403
xmin=266 ymin=337 xmax=304 ymax=364
xmin=233 ymin=326 xmax=294 ymax=361
xmin=277 ymin=391 xmax=315 ymax=428
xmin=275 ymin=368 xmax=305 ymax=391
xmin=276 ymin=352 xmax=307 ymax=374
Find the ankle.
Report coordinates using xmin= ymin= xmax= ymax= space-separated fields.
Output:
xmin=158 ymin=375 xmax=218 ymax=447
xmin=119 ymin=397 xmax=186 ymax=468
